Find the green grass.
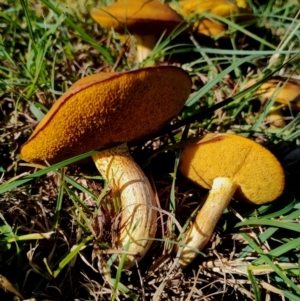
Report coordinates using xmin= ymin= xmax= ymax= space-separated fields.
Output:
xmin=1 ymin=0 xmax=300 ymax=300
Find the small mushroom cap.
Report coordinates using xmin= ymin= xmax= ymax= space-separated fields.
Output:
xmin=179 ymin=133 xmax=285 ymax=204
xmin=90 ymin=0 xmax=184 ymax=36
xmin=256 ymin=78 xmax=300 ymax=111
xmin=194 ymin=18 xmax=226 ymax=37
xmin=178 ymin=0 xmax=239 ymax=17
xmin=21 ymin=66 xmax=191 ymax=164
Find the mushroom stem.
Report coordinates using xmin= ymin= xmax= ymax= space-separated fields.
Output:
xmin=136 ymin=34 xmax=157 ymax=63
xmin=178 ymin=177 xmax=237 ymax=268
xmin=92 ymin=143 xmax=157 ymax=268
xmin=266 ymin=106 xmax=286 ymax=128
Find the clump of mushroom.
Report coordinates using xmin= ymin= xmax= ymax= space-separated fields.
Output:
xmin=172 ymin=0 xmax=253 ymax=37
xmin=90 ymin=0 xmax=185 ymax=63
xmin=177 ymin=133 xmax=285 ymax=267
xmin=21 ymin=66 xmax=192 ymax=268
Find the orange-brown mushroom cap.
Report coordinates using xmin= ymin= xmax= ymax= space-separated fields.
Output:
xmin=90 ymin=0 xmax=184 ymax=36
xmin=179 ymin=133 xmax=285 ymax=205
xmin=21 ymin=66 xmax=192 ymax=164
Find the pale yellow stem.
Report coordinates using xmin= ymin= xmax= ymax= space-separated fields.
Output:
xmin=178 ymin=177 xmax=237 ymax=268
xmin=92 ymin=143 xmax=157 ymax=269
xmin=266 ymin=105 xmax=286 ymax=128
xmin=135 ymin=34 xmax=157 ymax=63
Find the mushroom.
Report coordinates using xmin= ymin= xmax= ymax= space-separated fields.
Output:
xmin=90 ymin=0 xmax=185 ymax=63
xmin=256 ymin=77 xmax=300 ymax=127
xmin=21 ymin=66 xmax=192 ymax=268
xmin=244 ymin=77 xmax=300 ymax=127
xmin=177 ymin=133 xmax=285 ymax=267
xmin=173 ymin=0 xmax=253 ymax=37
